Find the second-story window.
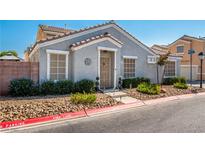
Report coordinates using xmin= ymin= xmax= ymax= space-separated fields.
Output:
xmin=176 ymin=45 xmax=184 ymax=53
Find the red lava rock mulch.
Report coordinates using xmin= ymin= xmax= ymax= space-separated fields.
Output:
xmin=124 ymin=86 xmax=205 ymax=101
xmin=0 ymin=93 xmax=120 ymax=122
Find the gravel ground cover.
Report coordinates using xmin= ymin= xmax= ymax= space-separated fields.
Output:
xmin=0 ymin=93 xmax=120 ymax=122
xmin=124 ymin=86 xmax=205 ymax=100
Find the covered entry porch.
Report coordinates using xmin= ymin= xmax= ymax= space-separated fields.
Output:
xmin=97 ymin=47 xmax=117 ymax=90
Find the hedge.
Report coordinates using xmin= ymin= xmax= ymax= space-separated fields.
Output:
xmin=9 ymin=78 xmax=34 ymax=96
xmin=122 ymin=77 xmax=150 ymax=88
xmin=163 ymin=77 xmax=186 ymax=85
xmin=9 ymin=78 xmax=94 ymax=97
xmin=74 ymin=79 xmax=95 ymax=93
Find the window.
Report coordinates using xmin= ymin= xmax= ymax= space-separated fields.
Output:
xmin=164 ymin=61 xmax=176 ymax=77
xmin=176 ymin=46 xmax=184 ymax=53
xmin=124 ymin=58 xmax=136 ymax=78
xmin=50 ymin=54 xmax=66 ymax=80
xmin=147 ymin=56 xmax=157 ymax=63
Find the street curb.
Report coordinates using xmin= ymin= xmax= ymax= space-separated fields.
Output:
xmin=0 ymin=110 xmax=86 ymax=129
xmin=0 ymin=103 xmax=141 ymax=130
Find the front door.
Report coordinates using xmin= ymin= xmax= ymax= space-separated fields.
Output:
xmin=100 ymin=52 xmax=112 ymax=89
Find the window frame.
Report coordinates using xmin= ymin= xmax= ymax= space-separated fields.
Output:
xmin=176 ymin=45 xmax=184 ymax=53
xmin=164 ymin=60 xmax=177 ymax=78
xmin=46 ymin=49 xmax=69 ymax=81
xmin=123 ymin=57 xmax=137 ymax=79
xmin=147 ymin=56 xmax=157 ymax=64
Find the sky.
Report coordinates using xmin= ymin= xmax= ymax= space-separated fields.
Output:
xmin=1 ymin=20 xmax=205 ymax=58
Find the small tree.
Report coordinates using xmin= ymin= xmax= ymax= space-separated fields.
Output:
xmin=156 ymin=52 xmax=170 ymax=86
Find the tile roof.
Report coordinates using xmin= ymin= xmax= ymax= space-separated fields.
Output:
xmin=151 ymin=46 xmax=183 ymax=57
xmin=70 ymin=33 xmax=123 ymax=50
xmin=27 ymin=21 xmax=116 ymax=54
xmin=152 ymin=44 xmax=168 ymax=49
xmin=0 ymin=54 xmax=21 ymax=61
xmin=27 ymin=20 xmax=156 ymax=56
xmin=182 ymin=35 xmax=205 ymax=41
xmin=39 ymin=25 xmax=75 ymax=34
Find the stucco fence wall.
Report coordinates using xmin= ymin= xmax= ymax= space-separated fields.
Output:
xmin=0 ymin=61 xmax=39 ymax=96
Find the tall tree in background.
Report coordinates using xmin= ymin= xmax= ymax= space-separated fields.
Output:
xmin=0 ymin=50 xmax=18 ymax=57
xmin=157 ymin=52 xmax=170 ymax=87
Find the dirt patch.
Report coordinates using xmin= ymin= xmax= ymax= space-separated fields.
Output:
xmin=0 ymin=93 xmax=120 ymax=122
xmin=124 ymin=86 xmax=205 ymax=100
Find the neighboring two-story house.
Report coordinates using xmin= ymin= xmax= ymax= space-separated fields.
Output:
xmin=152 ymin=35 xmax=205 ymax=81
xmin=24 ymin=21 xmax=181 ymax=90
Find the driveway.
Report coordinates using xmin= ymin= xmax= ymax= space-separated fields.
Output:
xmin=4 ymin=94 xmax=205 ymax=133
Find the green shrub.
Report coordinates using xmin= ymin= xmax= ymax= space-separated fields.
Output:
xmin=163 ymin=77 xmax=186 ymax=85
xmin=70 ymin=93 xmax=97 ymax=105
xmin=122 ymin=77 xmax=150 ymax=88
xmin=137 ymin=82 xmax=161 ymax=95
xmin=55 ymin=80 xmax=74 ymax=94
xmin=9 ymin=78 xmax=34 ymax=96
xmin=75 ymin=79 xmax=95 ymax=93
xmin=174 ymin=82 xmax=188 ymax=89
xmin=40 ymin=81 xmax=56 ymax=95
xmin=31 ymin=84 xmax=41 ymax=96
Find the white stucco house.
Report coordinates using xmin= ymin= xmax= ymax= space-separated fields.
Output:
xmin=25 ymin=21 xmax=182 ymax=90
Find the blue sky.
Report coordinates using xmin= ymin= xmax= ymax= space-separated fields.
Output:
xmin=1 ymin=20 xmax=205 ymax=58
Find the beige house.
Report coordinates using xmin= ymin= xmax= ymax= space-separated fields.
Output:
xmin=152 ymin=35 xmax=205 ymax=80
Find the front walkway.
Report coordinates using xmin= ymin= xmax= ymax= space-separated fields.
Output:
xmin=105 ymin=91 xmax=144 ymax=105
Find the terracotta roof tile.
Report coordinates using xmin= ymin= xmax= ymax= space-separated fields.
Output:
xmin=39 ymin=25 xmax=74 ymax=33
xmin=70 ymin=33 xmax=123 ymax=49
xmin=28 ymin=20 xmax=156 ymax=56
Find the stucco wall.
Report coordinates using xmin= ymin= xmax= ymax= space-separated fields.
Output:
xmin=38 ymin=26 xmax=160 ymax=83
xmin=72 ymin=40 xmax=121 ymax=82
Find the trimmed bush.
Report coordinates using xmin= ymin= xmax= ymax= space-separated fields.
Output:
xmin=40 ymin=81 xmax=56 ymax=95
xmin=9 ymin=78 xmax=34 ymax=96
xmin=163 ymin=77 xmax=186 ymax=85
xmin=55 ymin=80 xmax=74 ymax=94
xmin=137 ymin=82 xmax=160 ymax=95
xmin=75 ymin=79 xmax=95 ymax=93
xmin=122 ymin=77 xmax=150 ymax=88
xmin=31 ymin=84 xmax=41 ymax=96
xmin=174 ymin=82 xmax=188 ymax=89
xmin=71 ymin=93 xmax=97 ymax=105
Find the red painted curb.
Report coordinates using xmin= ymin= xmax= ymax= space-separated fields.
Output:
xmin=0 ymin=110 xmax=86 ymax=129
xmin=0 ymin=103 xmax=140 ymax=129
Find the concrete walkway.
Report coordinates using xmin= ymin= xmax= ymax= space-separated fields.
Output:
xmin=105 ymin=91 xmax=143 ymax=105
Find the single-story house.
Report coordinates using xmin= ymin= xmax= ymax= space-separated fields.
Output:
xmin=25 ymin=21 xmax=182 ymax=90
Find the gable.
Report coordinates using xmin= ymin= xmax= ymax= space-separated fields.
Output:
xmin=29 ymin=22 xmax=156 ymax=58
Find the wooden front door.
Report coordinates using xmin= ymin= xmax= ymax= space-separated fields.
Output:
xmin=100 ymin=53 xmax=112 ymax=89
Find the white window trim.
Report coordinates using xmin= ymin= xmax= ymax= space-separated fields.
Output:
xmin=123 ymin=55 xmax=138 ymax=59
xmin=176 ymin=45 xmax=184 ymax=53
xmin=164 ymin=59 xmax=177 ymax=78
xmin=123 ymin=57 xmax=137 ymax=79
xmin=46 ymin=49 xmax=69 ymax=80
xmin=147 ymin=55 xmax=157 ymax=64
xmin=97 ymin=46 xmax=117 ymax=90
